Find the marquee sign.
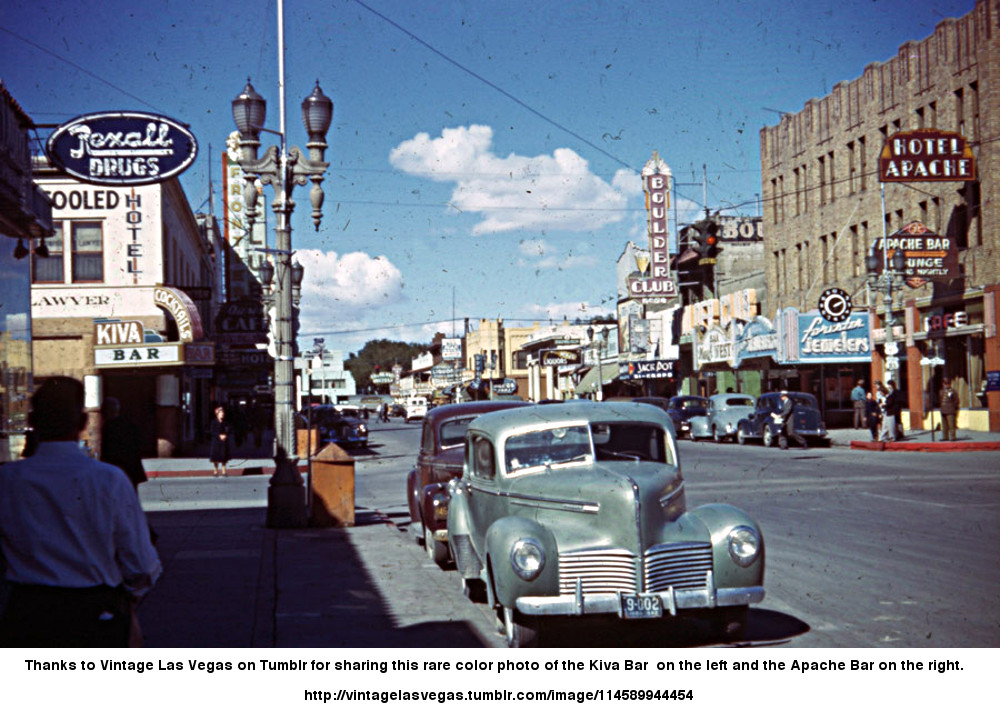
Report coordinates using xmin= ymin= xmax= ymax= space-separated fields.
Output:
xmin=46 ymin=112 xmax=198 ymax=186
xmin=870 ymin=221 xmax=960 ymax=281
xmin=619 ymin=359 xmax=674 ymax=380
xmin=879 ymin=130 xmax=975 ymax=182
xmin=628 ymin=152 xmax=677 ymax=300
xmin=541 ymin=349 xmax=581 ymax=367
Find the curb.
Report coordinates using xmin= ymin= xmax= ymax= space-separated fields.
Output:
xmin=148 ymin=464 xmax=308 ymax=479
xmin=849 ymin=440 xmax=1000 ymax=452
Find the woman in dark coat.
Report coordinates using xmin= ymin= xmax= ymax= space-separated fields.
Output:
xmin=209 ymin=406 xmax=231 ymax=477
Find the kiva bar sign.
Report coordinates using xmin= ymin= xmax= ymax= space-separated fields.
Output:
xmin=46 ymin=112 xmax=198 ymax=186
xmin=879 ymin=130 xmax=975 ymax=182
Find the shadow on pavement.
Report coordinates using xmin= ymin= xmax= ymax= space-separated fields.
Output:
xmin=140 ymin=506 xmax=490 ymax=648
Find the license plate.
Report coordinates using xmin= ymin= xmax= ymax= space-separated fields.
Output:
xmin=620 ymin=593 xmax=662 ymax=619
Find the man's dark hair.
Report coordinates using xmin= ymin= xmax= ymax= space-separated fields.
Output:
xmin=29 ymin=377 xmax=87 ymax=441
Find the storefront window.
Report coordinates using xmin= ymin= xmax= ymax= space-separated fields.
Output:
xmin=32 ymin=223 xmax=64 ymax=283
xmin=1 ymin=245 xmax=33 ymax=462
xmin=72 ymin=221 xmax=103 ymax=282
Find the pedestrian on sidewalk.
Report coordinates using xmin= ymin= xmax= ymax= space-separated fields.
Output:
xmin=864 ymin=391 xmax=881 ymax=441
xmin=210 ymin=405 xmax=231 ymax=477
xmin=880 ymin=380 xmax=901 ymax=442
xmin=851 ymin=379 xmax=867 ymax=428
xmin=0 ymin=377 xmax=161 ymax=647
xmin=100 ymin=397 xmax=147 ymax=491
xmin=939 ymin=378 xmax=960 ymax=441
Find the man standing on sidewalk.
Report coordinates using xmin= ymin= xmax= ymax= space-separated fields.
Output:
xmin=851 ymin=379 xmax=867 ymax=428
xmin=0 ymin=377 xmax=161 ymax=647
xmin=939 ymin=378 xmax=960 ymax=442
xmin=880 ymin=380 xmax=901 ymax=443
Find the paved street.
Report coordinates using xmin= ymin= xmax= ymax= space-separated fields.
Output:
xmin=137 ymin=418 xmax=1000 ymax=648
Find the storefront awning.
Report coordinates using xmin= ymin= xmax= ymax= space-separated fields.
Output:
xmin=574 ymin=365 xmax=617 ymax=395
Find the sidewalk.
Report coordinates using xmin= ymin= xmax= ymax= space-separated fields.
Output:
xmin=136 ymin=507 xmax=500 ymax=648
xmin=827 ymin=425 xmax=1000 ymax=451
xmin=144 ymin=430 xmax=299 ymax=479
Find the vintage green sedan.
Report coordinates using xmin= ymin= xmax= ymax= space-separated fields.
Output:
xmin=447 ymin=400 xmax=765 ymax=647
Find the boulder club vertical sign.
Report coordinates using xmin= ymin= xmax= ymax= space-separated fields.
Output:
xmin=629 ymin=151 xmax=677 ymax=300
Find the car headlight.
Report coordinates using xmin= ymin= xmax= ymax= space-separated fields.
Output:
xmin=727 ymin=526 xmax=761 ymax=567
xmin=358 ymin=424 xmax=368 ymax=435
xmin=510 ymin=538 xmax=546 ymax=581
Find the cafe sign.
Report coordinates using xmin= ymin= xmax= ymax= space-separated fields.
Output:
xmin=879 ymin=130 xmax=975 ymax=182
xmin=46 ymin=111 xmax=198 ymax=186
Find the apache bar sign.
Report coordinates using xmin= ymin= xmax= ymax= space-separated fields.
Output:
xmin=47 ymin=112 xmax=198 ymax=186
xmin=879 ymin=130 xmax=975 ymax=182
xmin=628 ymin=152 xmax=677 ymax=300
xmin=870 ymin=221 xmax=959 ymax=281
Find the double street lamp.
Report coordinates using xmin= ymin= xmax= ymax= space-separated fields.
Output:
xmin=866 ymin=247 xmax=907 ymax=388
xmin=586 ymin=325 xmax=610 ymax=401
xmin=231 ymin=60 xmax=332 ymax=527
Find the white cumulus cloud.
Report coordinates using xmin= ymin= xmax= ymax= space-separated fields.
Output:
xmin=389 ymin=125 xmax=634 ymax=235
xmin=294 ymin=248 xmax=405 ymax=338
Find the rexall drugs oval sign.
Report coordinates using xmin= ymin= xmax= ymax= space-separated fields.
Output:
xmin=46 ymin=111 xmax=198 ymax=186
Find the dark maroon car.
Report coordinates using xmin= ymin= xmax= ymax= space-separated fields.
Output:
xmin=406 ymin=400 xmax=530 ymax=565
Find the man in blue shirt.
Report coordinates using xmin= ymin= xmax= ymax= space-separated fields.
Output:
xmin=851 ymin=379 xmax=867 ymax=428
xmin=0 ymin=377 xmax=161 ymax=647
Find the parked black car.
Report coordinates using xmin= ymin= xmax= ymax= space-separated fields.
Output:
xmin=298 ymin=404 xmax=368 ymax=448
xmin=735 ymin=391 xmax=830 ymax=447
xmin=665 ymin=395 xmax=710 ymax=437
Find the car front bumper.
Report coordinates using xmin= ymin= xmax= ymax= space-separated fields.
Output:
xmin=516 ymin=580 xmax=764 ymax=618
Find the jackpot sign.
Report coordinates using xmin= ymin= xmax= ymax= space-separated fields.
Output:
xmin=628 ymin=152 xmax=677 ymax=300
xmin=46 ymin=112 xmax=198 ymax=186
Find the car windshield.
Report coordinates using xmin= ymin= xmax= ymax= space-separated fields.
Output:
xmin=504 ymin=421 xmax=673 ymax=474
xmin=505 ymin=425 xmax=592 ymax=474
xmin=311 ymin=409 xmax=345 ymax=425
xmin=439 ymin=416 xmax=478 ymax=448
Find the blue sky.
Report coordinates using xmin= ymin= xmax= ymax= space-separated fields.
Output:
xmin=0 ymin=0 xmax=976 ymax=356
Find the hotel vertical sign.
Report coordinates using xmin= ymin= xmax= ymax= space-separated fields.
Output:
xmin=628 ymin=151 xmax=677 ymax=301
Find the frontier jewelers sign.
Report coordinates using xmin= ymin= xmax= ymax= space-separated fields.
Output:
xmin=46 ymin=112 xmax=198 ymax=186
xmin=879 ymin=130 xmax=975 ymax=182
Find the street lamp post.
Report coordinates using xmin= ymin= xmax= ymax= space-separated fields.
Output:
xmin=231 ymin=8 xmax=333 ymax=527
xmin=587 ymin=326 xmax=610 ymax=401
xmin=866 ymin=248 xmax=907 ymax=388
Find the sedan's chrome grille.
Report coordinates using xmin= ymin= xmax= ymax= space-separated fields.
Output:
xmin=644 ymin=542 xmax=713 ymax=592
xmin=559 ymin=548 xmax=637 ymax=595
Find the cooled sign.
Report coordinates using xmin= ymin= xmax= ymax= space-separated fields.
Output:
xmin=46 ymin=112 xmax=198 ymax=186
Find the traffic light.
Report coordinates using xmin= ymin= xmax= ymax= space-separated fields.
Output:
xmin=691 ymin=220 xmax=720 ymax=259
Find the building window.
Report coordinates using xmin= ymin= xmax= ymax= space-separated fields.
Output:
xmin=955 ymin=87 xmax=964 ymax=136
xmin=858 ymin=137 xmax=867 ymax=191
xmin=850 ymin=225 xmax=861 ymax=277
xmin=793 ymin=168 xmax=801 ymax=216
xmin=847 ymin=141 xmax=856 ymax=194
xmin=968 ymin=81 xmax=979 ymax=140
xmin=71 ymin=221 xmax=104 ymax=282
xmin=827 ymin=151 xmax=835 ymax=203
xmin=32 ymin=223 xmax=64 ymax=283
xmin=817 ymin=156 xmax=826 ymax=206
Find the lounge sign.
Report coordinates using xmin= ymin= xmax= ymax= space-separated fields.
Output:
xmin=46 ymin=112 xmax=198 ymax=186
xmin=878 ymin=130 xmax=975 ymax=182
xmin=870 ymin=221 xmax=959 ymax=281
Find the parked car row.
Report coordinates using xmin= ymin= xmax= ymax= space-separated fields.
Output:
xmin=404 ymin=399 xmax=766 ymax=647
xmin=686 ymin=391 xmax=831 ymax=448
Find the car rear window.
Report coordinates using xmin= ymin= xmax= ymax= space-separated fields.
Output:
xmin=725 ymin=397 xmax=754 ymax=407
xmin=439 ymin=417 xmax=477 ymax=448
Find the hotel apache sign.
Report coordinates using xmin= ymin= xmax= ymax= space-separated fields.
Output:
xmin=46 ymin=112 xmax=198 ymax=186
xmin=879 ymin=130 xmax=975 ymax=183
xmin=628 ymin=152 xmax=677 ymax=300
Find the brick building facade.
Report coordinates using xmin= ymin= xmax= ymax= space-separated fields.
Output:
xmin=760 ymin=0 xmax=999 ymax=430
